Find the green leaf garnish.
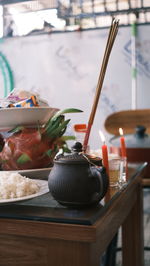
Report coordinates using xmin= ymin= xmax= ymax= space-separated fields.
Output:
xmin=60 ymin=136 xmax=76 ymax=141
xmin=50 ymin=119 xmax=70 ymax=138
xmin=17 ymin=153 xmax=32 ymax=164
xmin=51 ymin=108 xmax=83 ymax=121
xmin=45 ymin=115 xmax=64 ymax=136
xmin=8 ymin=126 xmax=24 ymax=134
xmin=44 ymin=108 xmax=83 ymax=139
xmin=45 ymin=149 xmax=53 ymax=157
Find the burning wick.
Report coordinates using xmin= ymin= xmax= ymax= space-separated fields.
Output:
xmin=99 ymin=130 xmax=109 ymax=175
xmin=119 ymin=128 xmax=127 ymax=158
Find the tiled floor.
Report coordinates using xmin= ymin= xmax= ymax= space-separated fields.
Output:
xmin=116 ymin=188 xmax=150 ymax=266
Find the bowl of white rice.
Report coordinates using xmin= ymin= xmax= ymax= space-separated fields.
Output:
xmin=0 ymin=172 xmax=40 ymax=200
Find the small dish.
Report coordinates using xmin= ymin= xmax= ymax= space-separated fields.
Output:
xmin=0 ymin=107 xmax=59 ymax=130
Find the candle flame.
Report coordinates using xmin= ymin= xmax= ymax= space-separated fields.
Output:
xmin=99 ymin=130 xmax=105 ymax=143
xmin=119 ymin=128 xmax=124 ymax=136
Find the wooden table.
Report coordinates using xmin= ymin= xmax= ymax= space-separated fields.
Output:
xmin=0 ymin=163 xmax=147 ymax=266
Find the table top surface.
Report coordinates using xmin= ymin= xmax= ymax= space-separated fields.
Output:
xmin=0 ymin=163 xmax=146 ymax=226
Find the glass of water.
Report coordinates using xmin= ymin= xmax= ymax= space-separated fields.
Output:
xmin=108 ymin=156 xmax=127 ymax=187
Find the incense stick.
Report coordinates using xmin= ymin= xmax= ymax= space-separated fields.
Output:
xmin=83 ymin=18 xmax=119 ymax=151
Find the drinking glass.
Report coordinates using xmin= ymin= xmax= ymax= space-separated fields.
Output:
xmin=108 ymin=156 xmax=127 ymax=187
xmin=119 ymin=157 xmax=127 ymax=185
xmin=108 ymin=158 xmax=121 ymax=187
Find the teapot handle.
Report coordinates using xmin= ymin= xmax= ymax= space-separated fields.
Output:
xmin=91 ymin=166 xmax=109 ymax=200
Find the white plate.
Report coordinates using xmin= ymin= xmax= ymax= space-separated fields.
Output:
xmin=2 ymin=168 xmax=52 ymax=180
xmin=0 ymin=107 xmax=59 ymax=130
xmin=0 ymin=179 xmax=49 ymax=204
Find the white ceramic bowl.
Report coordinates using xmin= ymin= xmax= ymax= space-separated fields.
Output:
xmin=0 ymin=107 xmax=59 ymax=130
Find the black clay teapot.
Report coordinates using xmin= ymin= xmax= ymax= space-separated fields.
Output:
xmin=48 ymin=142 xmax=109 ymax=207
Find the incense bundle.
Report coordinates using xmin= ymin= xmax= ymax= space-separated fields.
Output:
xmin=83 ymin=18 xmax=119 ymax=151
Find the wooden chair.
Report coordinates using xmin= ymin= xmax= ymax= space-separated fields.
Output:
xmin=104 ymin=109 xmax=150 ymax=136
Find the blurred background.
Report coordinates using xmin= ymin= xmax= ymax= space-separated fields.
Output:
xmin=0 ymin=0 xmax=149 ymax=149
xmin=0 ymin=0 xmax=150 ymax=37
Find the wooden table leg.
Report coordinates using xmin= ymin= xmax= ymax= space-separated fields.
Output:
xmin=122 ymin=183 xmax=144 ymax=266
xmin=47 ymin=240 xmax=100 ymax=266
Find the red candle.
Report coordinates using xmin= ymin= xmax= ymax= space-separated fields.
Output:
xmin=119 ymin=128 xmax=127 ymax=158
xmin=99 ymin=131 xmax=109 ymax=175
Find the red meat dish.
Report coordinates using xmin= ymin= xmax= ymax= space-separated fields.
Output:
xmin=0 ymin=108 xmax=82 ymax=170
xmin=0 ymin=128 xmax=57 ymax=170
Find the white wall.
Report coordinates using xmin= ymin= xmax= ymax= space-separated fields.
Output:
xmin=0 ymin=24 xmax=150 ymax=149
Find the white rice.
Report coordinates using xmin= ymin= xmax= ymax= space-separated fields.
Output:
xmin=0 ymin=172 xmax=40 ymax=199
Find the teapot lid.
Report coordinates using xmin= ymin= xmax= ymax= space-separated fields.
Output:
xmin=110 ymin=125 xmax=150 ymax=148
xmin=54 ymin=142 xmax=90 ymax=164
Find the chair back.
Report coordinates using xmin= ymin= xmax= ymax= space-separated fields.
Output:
xmin=104 ymin=109 xmax=150 ymax=136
